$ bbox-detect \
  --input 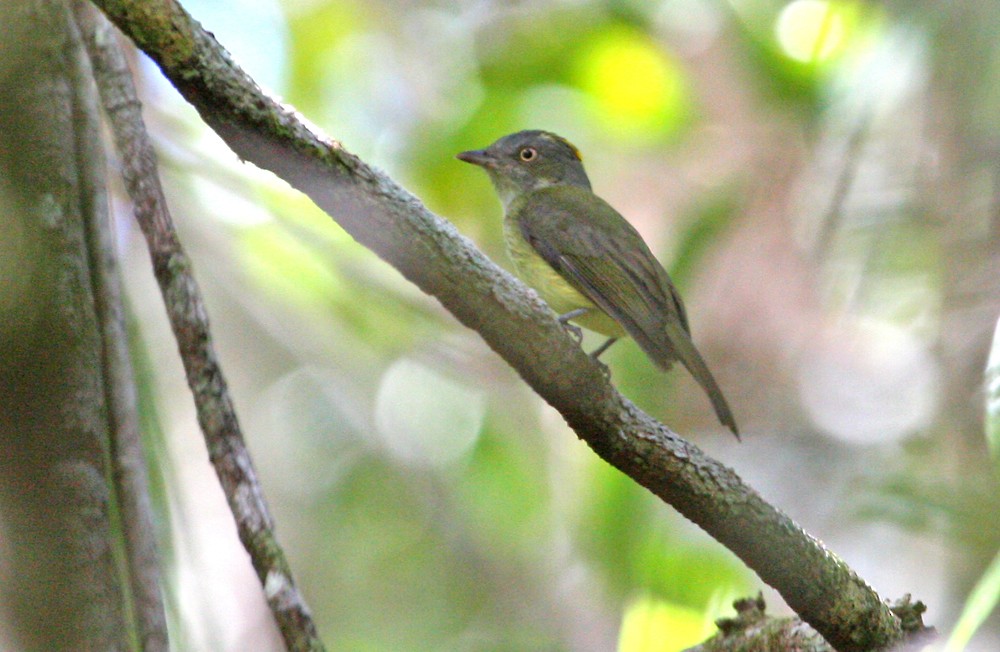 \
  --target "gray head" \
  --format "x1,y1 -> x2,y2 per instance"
457,130 -> 592,210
